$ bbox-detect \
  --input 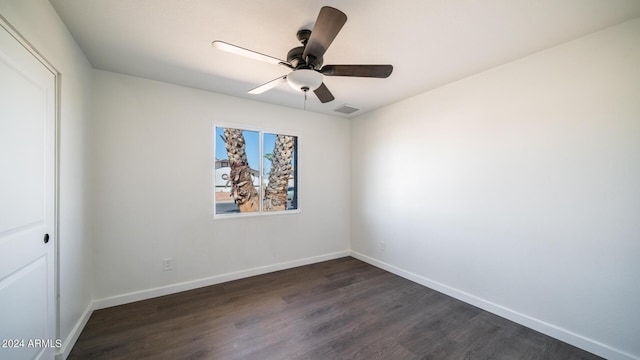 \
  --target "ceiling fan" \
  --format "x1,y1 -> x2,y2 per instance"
212,6 -> 393,103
